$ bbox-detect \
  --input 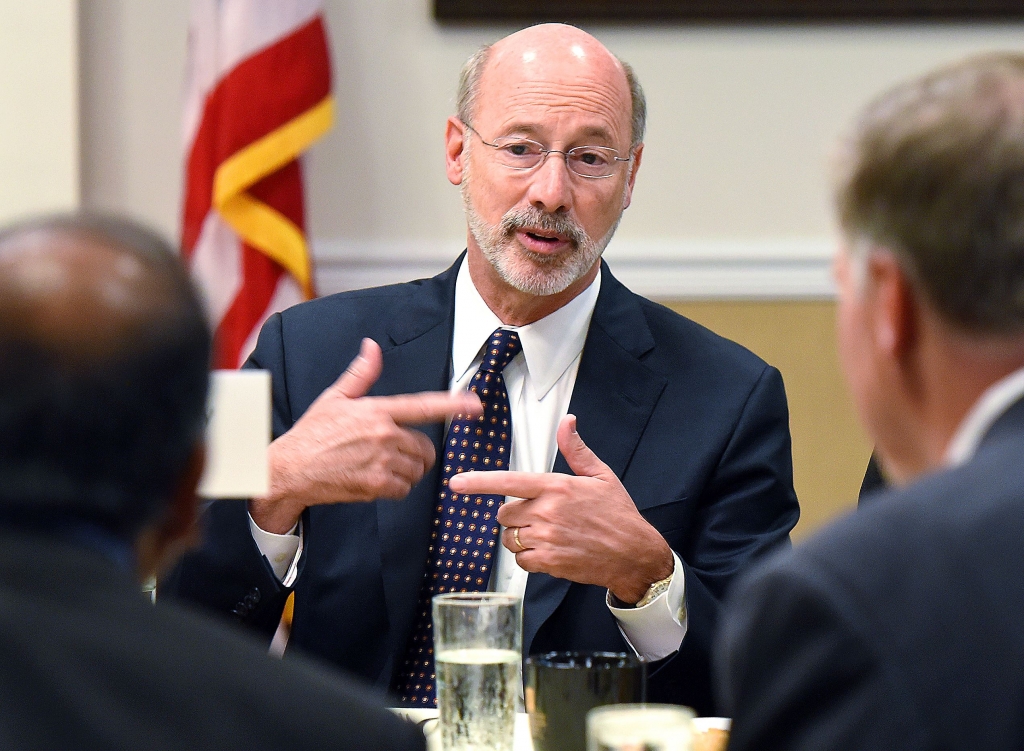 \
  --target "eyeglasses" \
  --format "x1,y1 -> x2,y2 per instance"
463,122 -> 631,179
